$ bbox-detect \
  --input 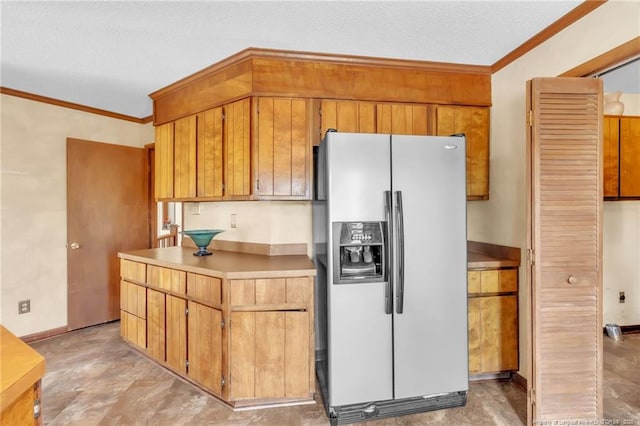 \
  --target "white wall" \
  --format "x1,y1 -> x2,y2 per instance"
467,0 -> 640,379
0,94 -> 153,337
183,201 -> 312,256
